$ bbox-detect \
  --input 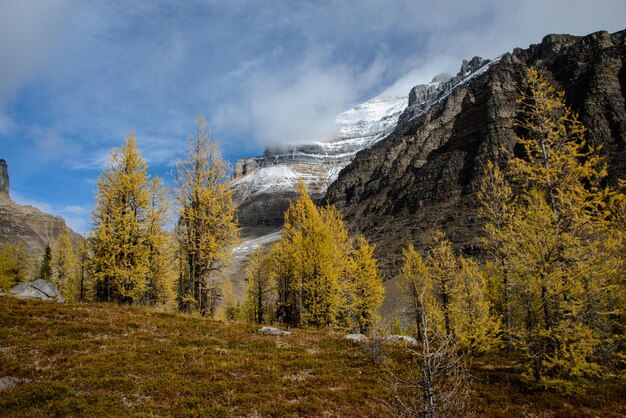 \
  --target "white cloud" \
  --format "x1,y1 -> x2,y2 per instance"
0,0 -> 75,98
